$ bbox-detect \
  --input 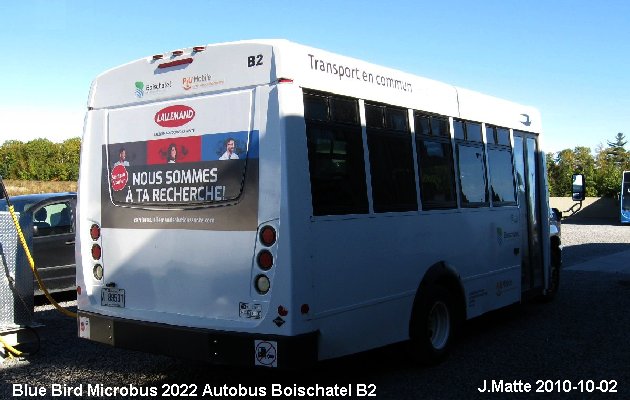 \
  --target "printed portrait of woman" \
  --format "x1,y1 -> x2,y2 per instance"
167,143 -> 177,163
